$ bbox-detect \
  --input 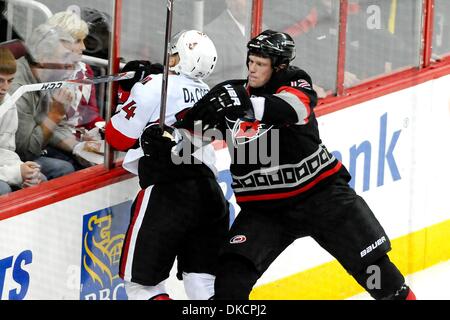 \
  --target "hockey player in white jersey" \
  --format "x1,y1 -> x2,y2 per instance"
105,30 -> 229,300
